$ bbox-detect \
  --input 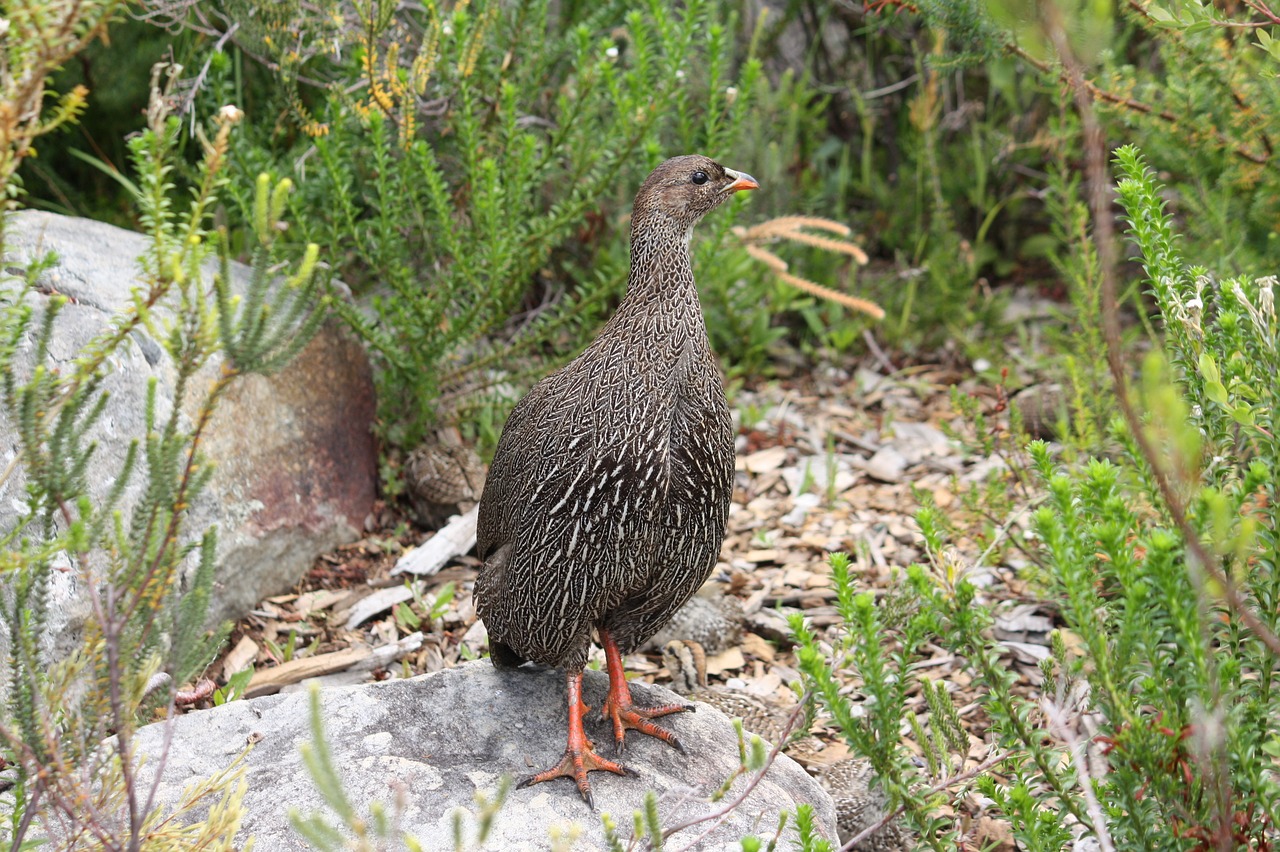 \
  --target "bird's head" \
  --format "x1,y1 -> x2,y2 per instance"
631,155 -> 758,239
